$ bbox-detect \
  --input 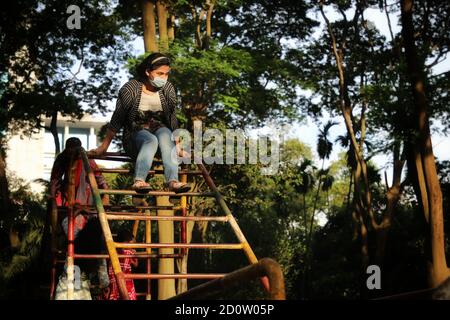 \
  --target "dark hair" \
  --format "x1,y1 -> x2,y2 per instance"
136,53 -> 171,80
116,228 -> 135,243
61,137 -> 82,161
65,137 -> 82,149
